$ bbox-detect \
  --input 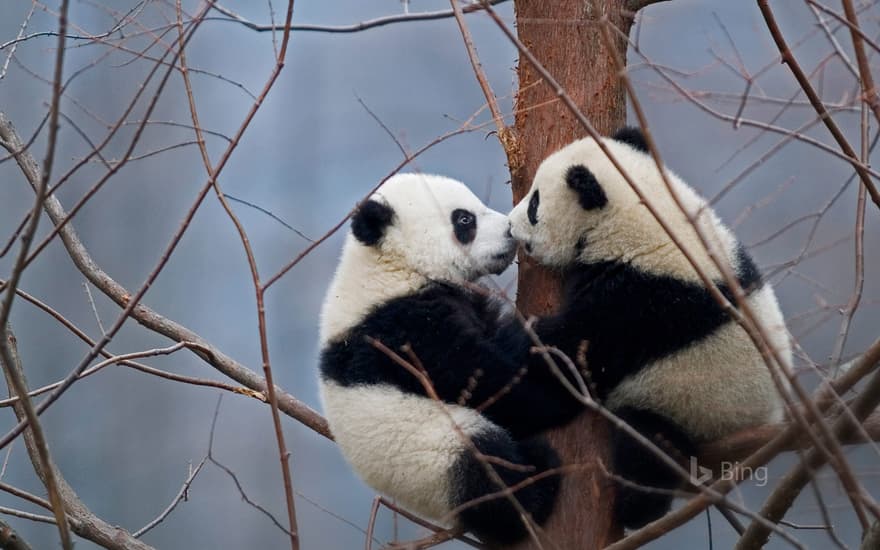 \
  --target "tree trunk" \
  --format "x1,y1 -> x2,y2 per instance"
506,1 -> 633,548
